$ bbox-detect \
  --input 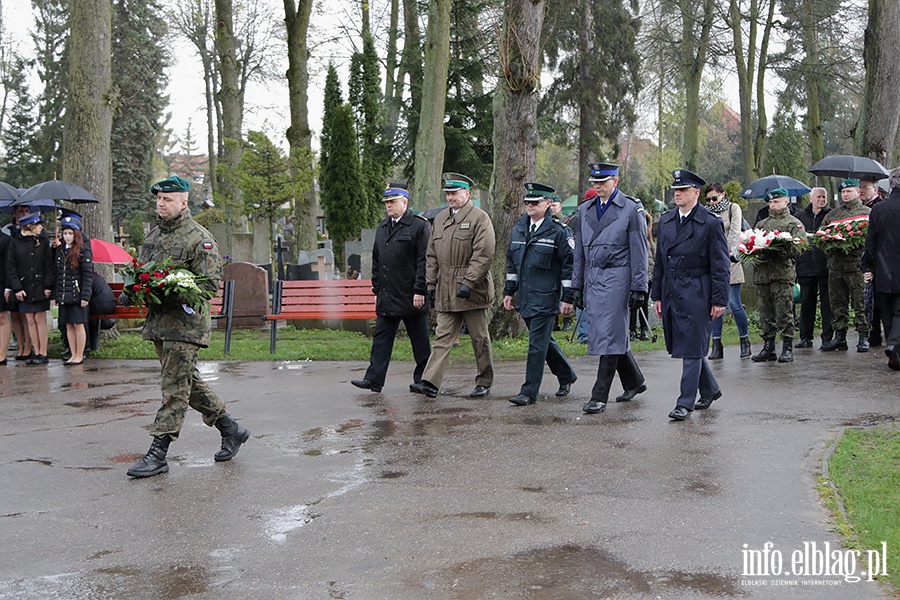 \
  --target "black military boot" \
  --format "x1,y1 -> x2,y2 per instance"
739,336 -> 752,358
708,338 -> 724,360
214,413 -> 250,462
820,329 -> 848,351
857,332 -> 870,353
127,435 -> 171,478
751,338 -> 777,362
777,338 -> 793,363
